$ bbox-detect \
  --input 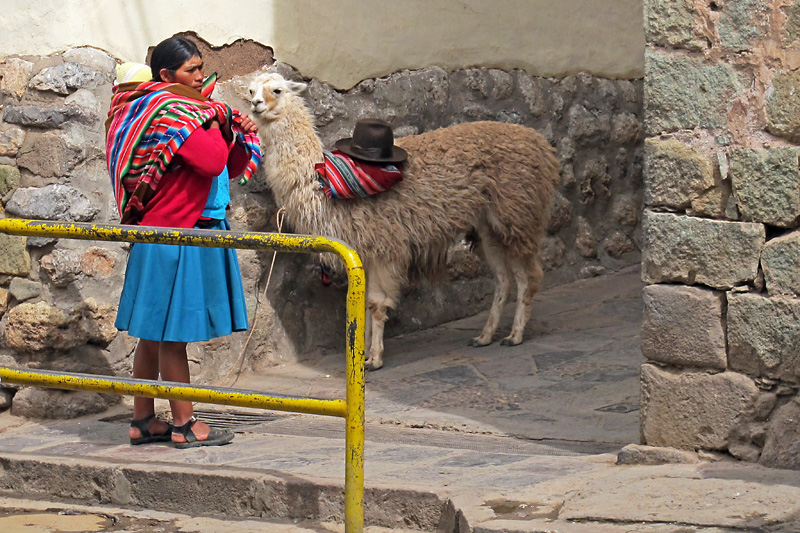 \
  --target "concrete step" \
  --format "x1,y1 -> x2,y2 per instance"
0,451 -> 450,531
0,496 -> 423,532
